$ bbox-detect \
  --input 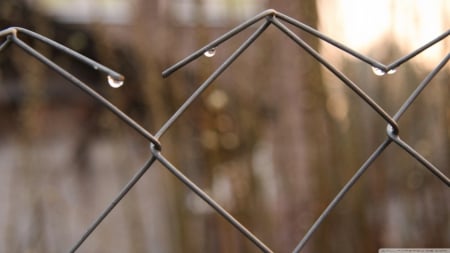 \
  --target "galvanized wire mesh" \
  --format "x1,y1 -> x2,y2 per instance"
1,9 -> 449,253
